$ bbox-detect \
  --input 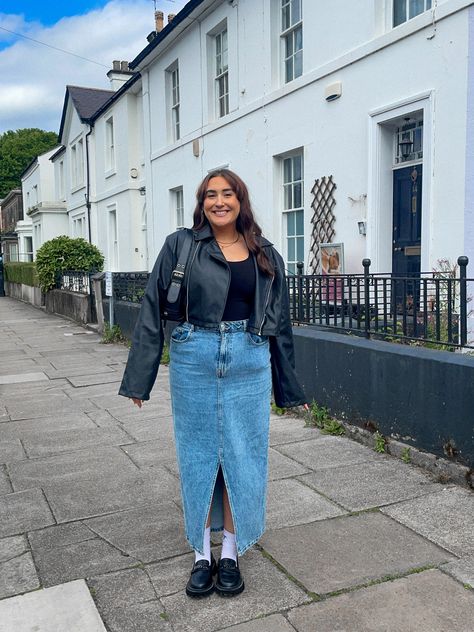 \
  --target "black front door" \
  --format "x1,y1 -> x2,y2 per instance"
392,164 -> 422,277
